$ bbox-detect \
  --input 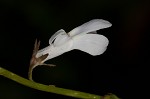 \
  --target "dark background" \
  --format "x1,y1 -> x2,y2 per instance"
0,0 -> 149,99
